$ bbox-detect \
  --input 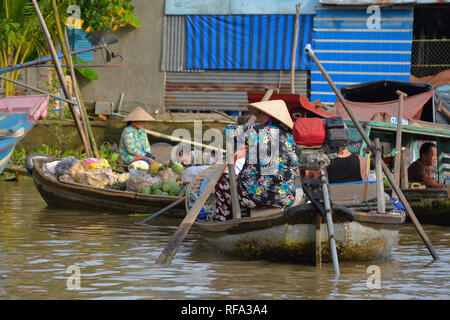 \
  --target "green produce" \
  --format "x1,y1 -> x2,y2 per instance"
171,162 -> 185,174
162,181 -> 171,192
140,187 -> 152,194
168,186 -> 181,196
151,189 -> 163,195
161,191 -> 169,196
151,182 -> 162,191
